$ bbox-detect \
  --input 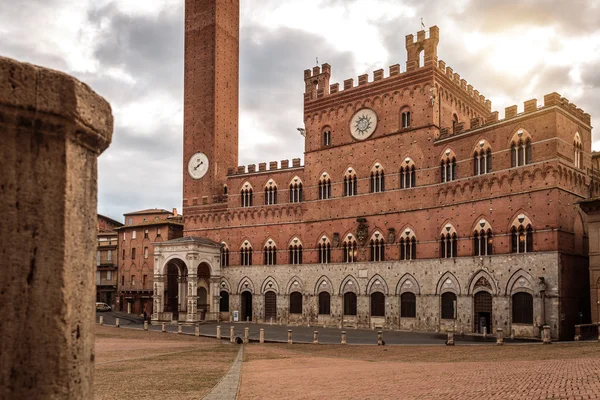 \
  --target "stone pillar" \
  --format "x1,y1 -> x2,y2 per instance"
230,326 -> 235,343
210,276 -> 221,318
152,275 -> 164,321
144,321 -> 148,331
216,325 -> 221,339
446,330 -> 455,346
313,331 -> 319,344
288,330 -> 293,344
483,327 -> 487,338
341,331 -> 347,345
99,316 -> 104,326
496,328 -> 504,345
378,330 -> 383,346
244,327 -> 249,344
260,329 -> 265,344
178,324 -> 183,334
0,57 -> 113,398
186,275 -> 197,322
162,323 -> 167,333
542,325 -> 551,344
195,325 -> 200,337
115,318 -> 120,328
